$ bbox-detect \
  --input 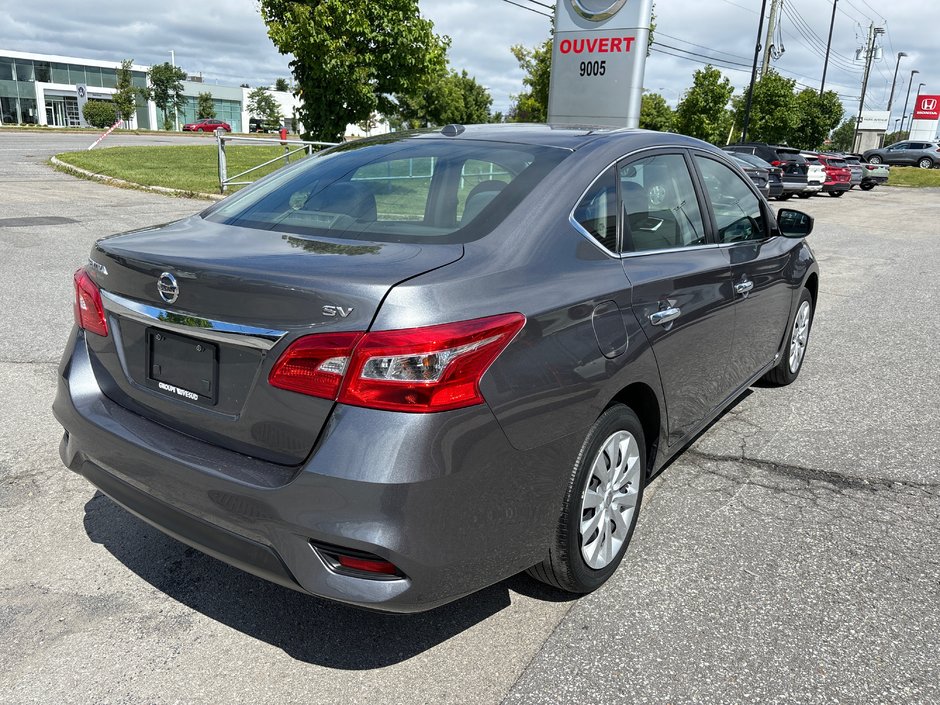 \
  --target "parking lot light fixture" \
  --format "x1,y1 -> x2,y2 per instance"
886,52 -> 908,114
900,69 -> 920,137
